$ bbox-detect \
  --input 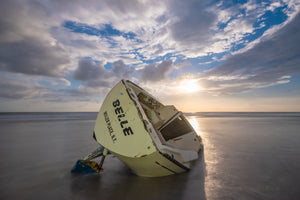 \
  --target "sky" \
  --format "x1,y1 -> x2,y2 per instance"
0,0 -> 299,112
